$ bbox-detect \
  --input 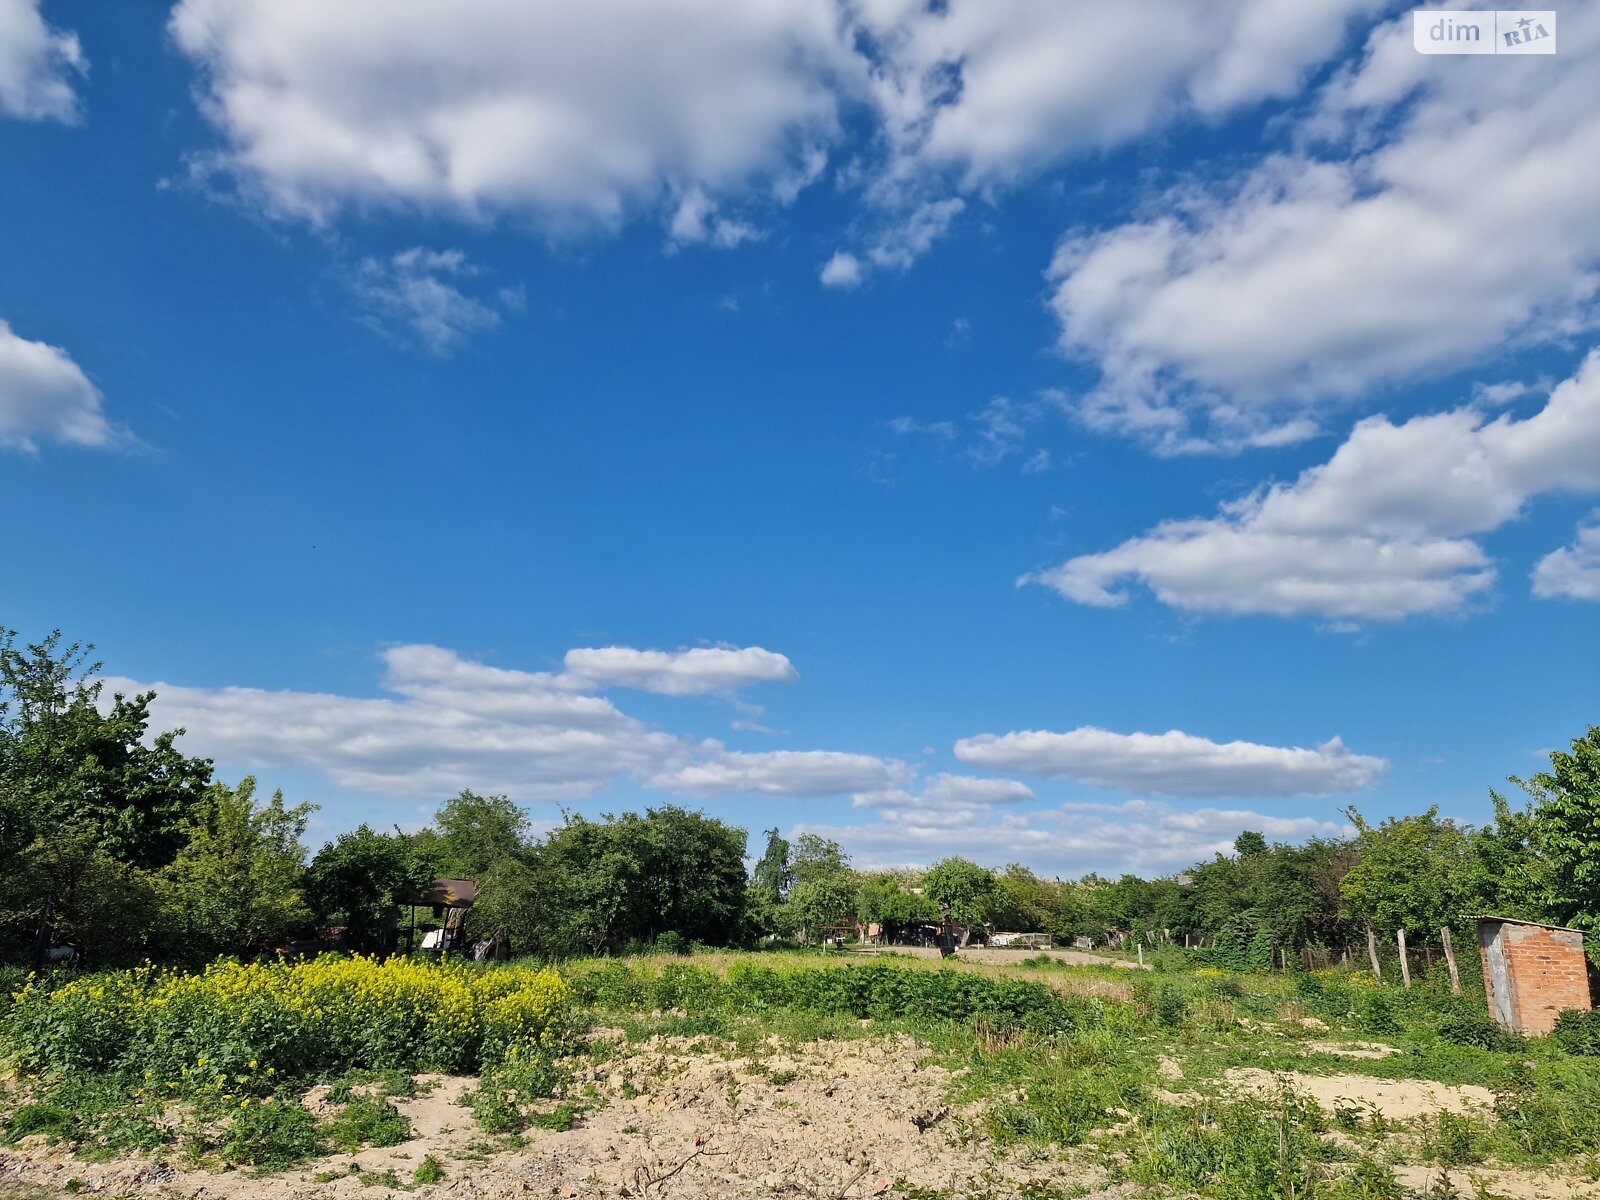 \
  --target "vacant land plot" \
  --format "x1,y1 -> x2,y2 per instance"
5,951 -> 1600,1200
